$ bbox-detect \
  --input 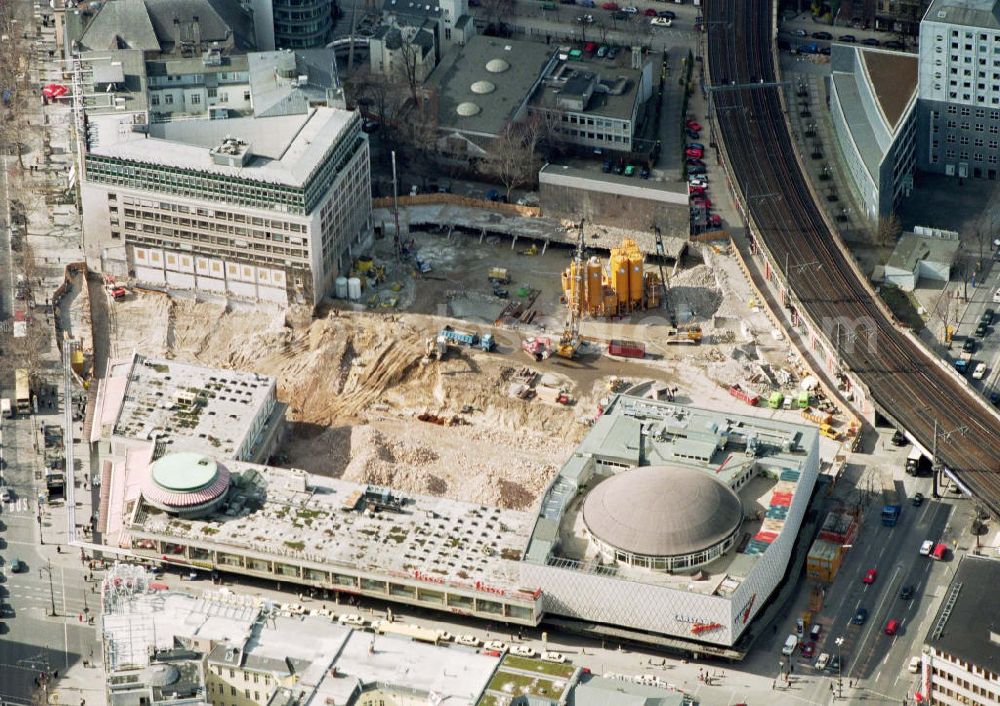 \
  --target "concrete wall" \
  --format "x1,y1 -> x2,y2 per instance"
539,170 -> 689,237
